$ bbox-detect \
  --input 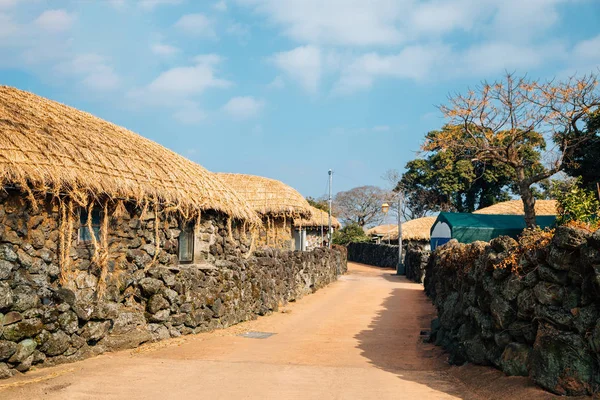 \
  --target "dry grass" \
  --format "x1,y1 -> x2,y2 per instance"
0,86 -> 260,224
216,173 -> 312,218
293,206 -> 340,229
473,200 -> 557,216
367,216 -> 437,241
